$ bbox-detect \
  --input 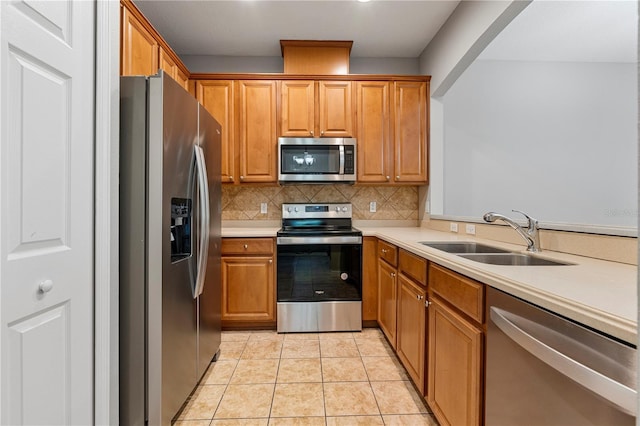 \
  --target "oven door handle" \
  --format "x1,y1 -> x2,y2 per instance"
277,236 -> 362,245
